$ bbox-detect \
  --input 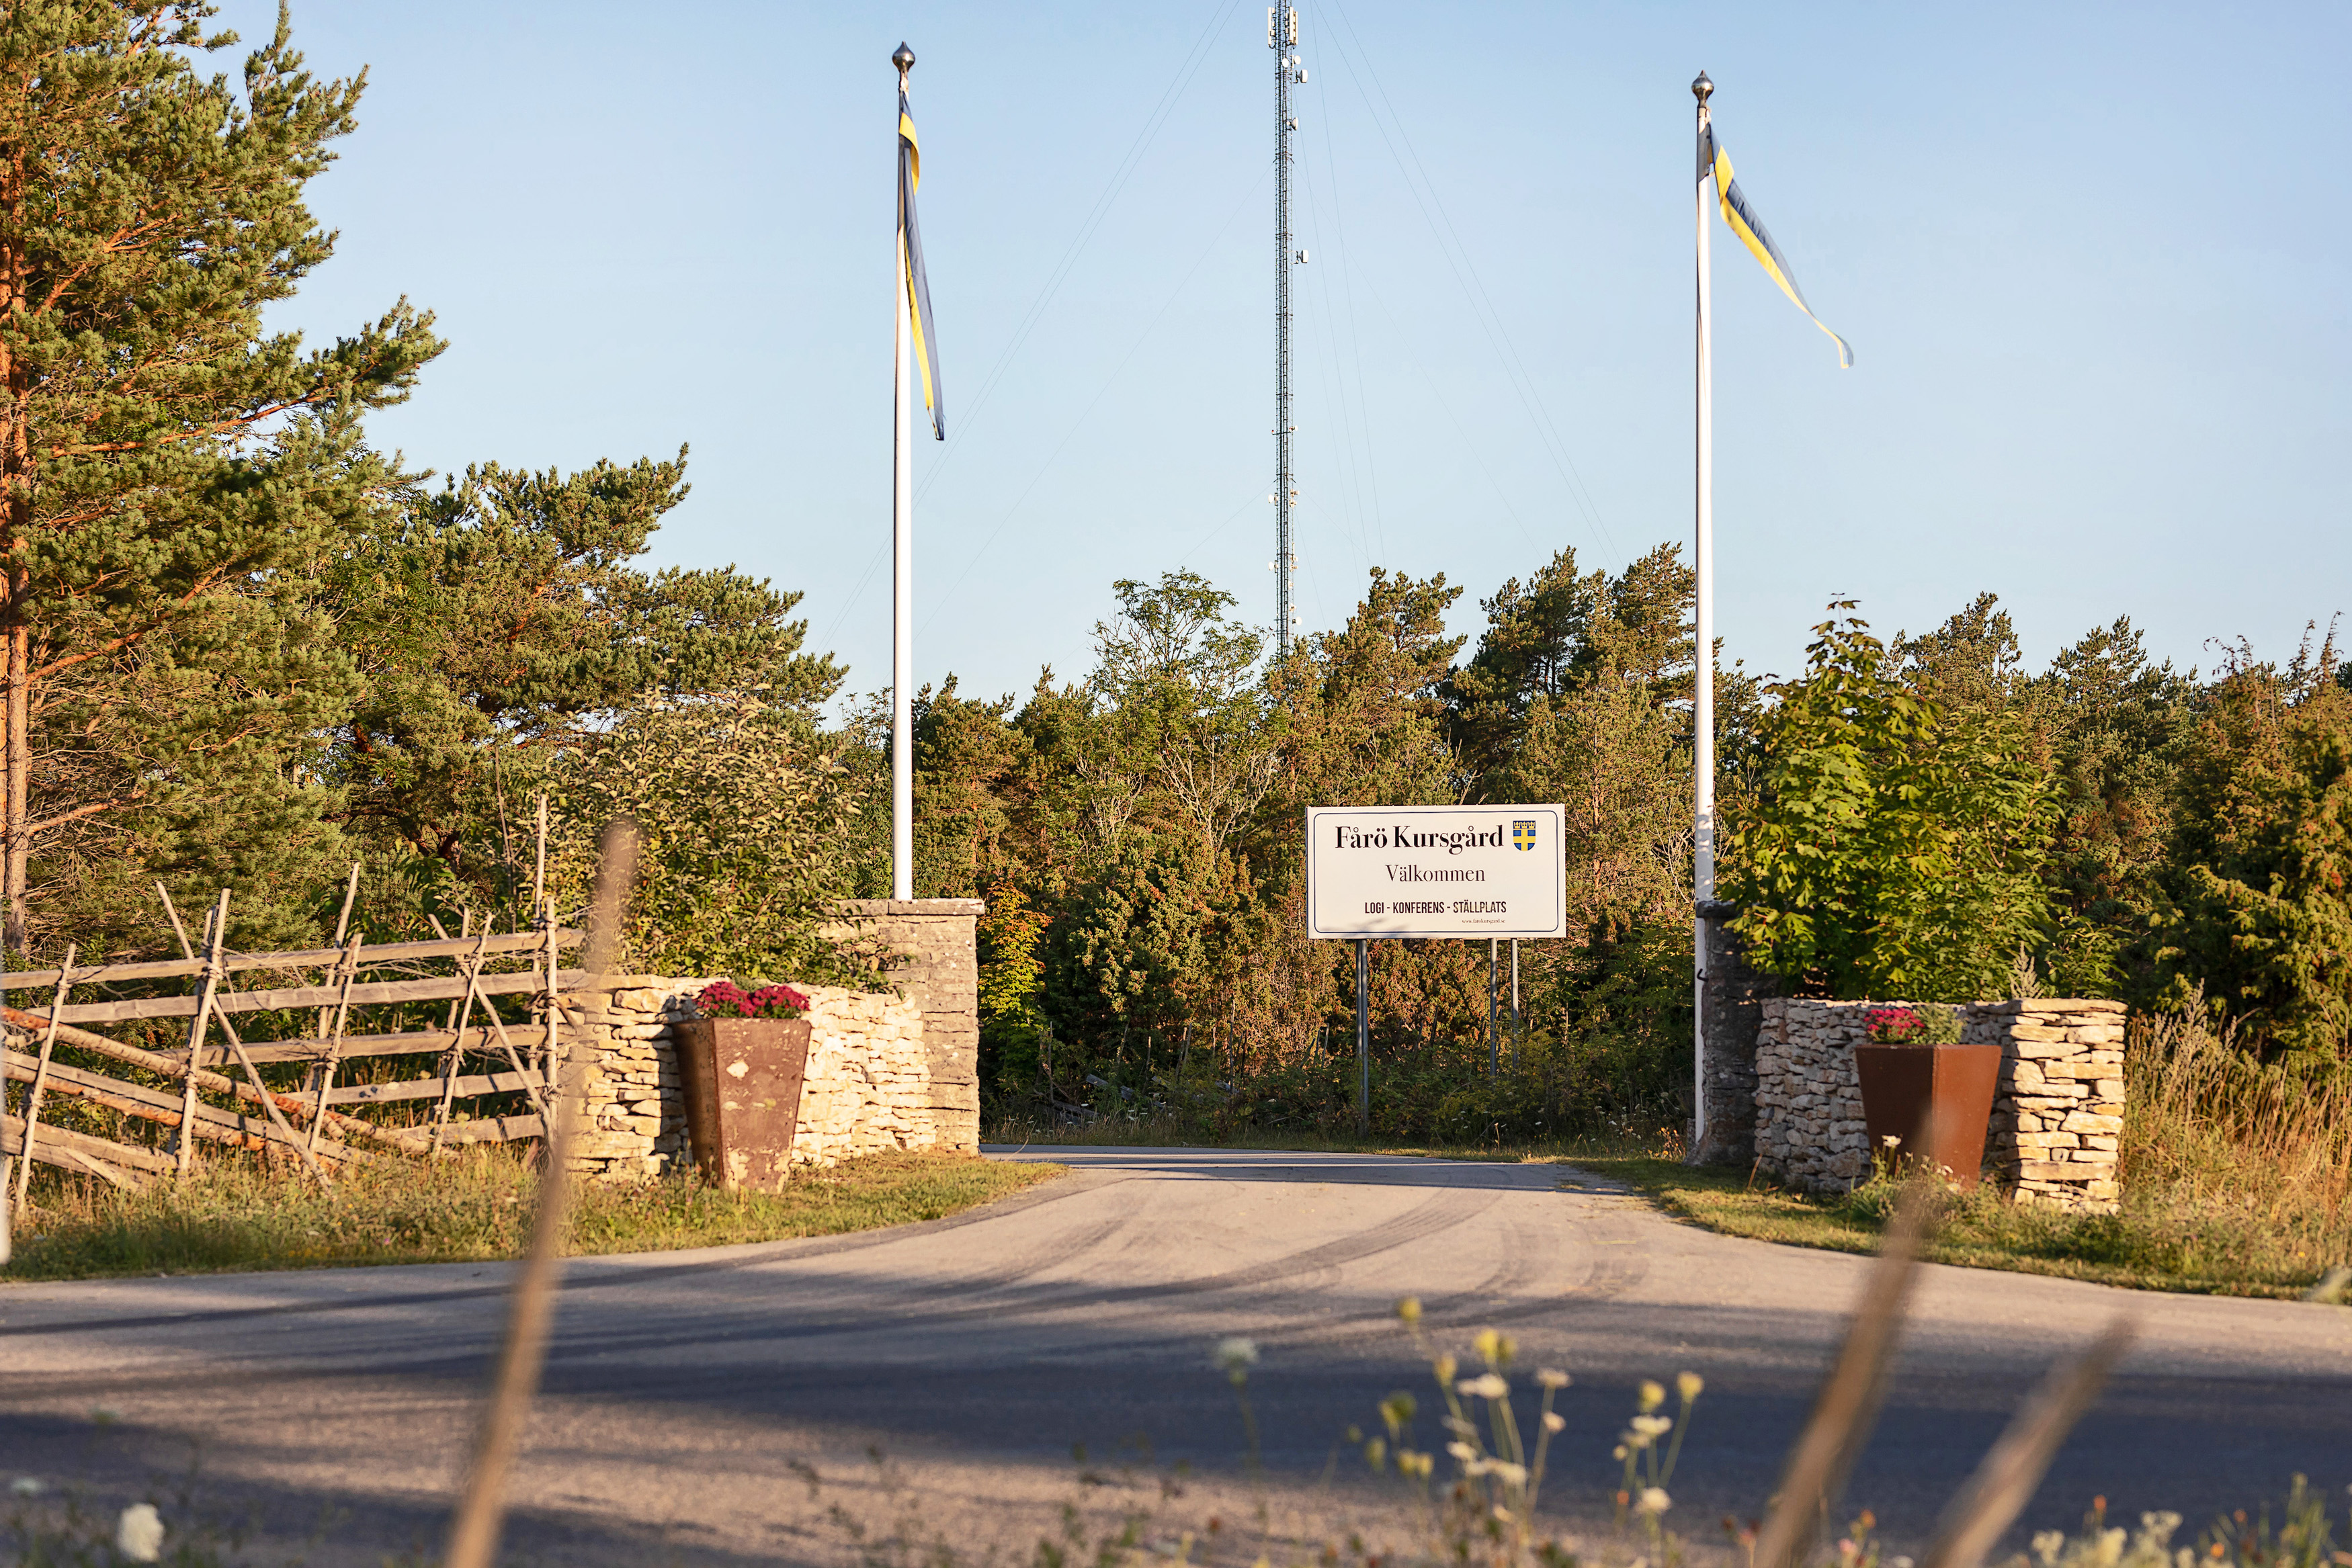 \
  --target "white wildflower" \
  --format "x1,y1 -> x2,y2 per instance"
1490,1462 -> 1528,1487
1630,1414 -> 1673,1438
1457,1373 -> 1509,1401
1212,1338 -> 1259,1374
1446,1442 -> 1478,1462
1542,1411 -> 1565,1433
1636,1487 -> 1671,1516
1536,1368 -> 1570,1390
9,1477 -> 44,1496
116,1504 -> 165,1563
